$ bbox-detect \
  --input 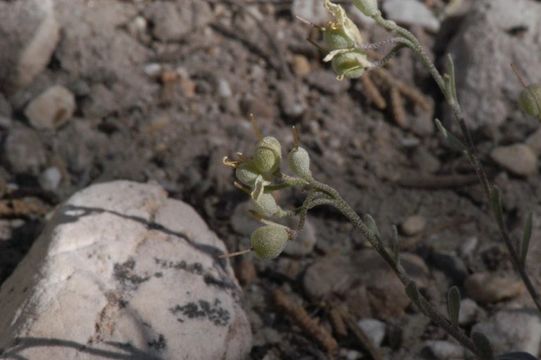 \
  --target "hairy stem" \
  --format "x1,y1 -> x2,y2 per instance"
307,178 -> 483,357
374,7 -> 541,315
